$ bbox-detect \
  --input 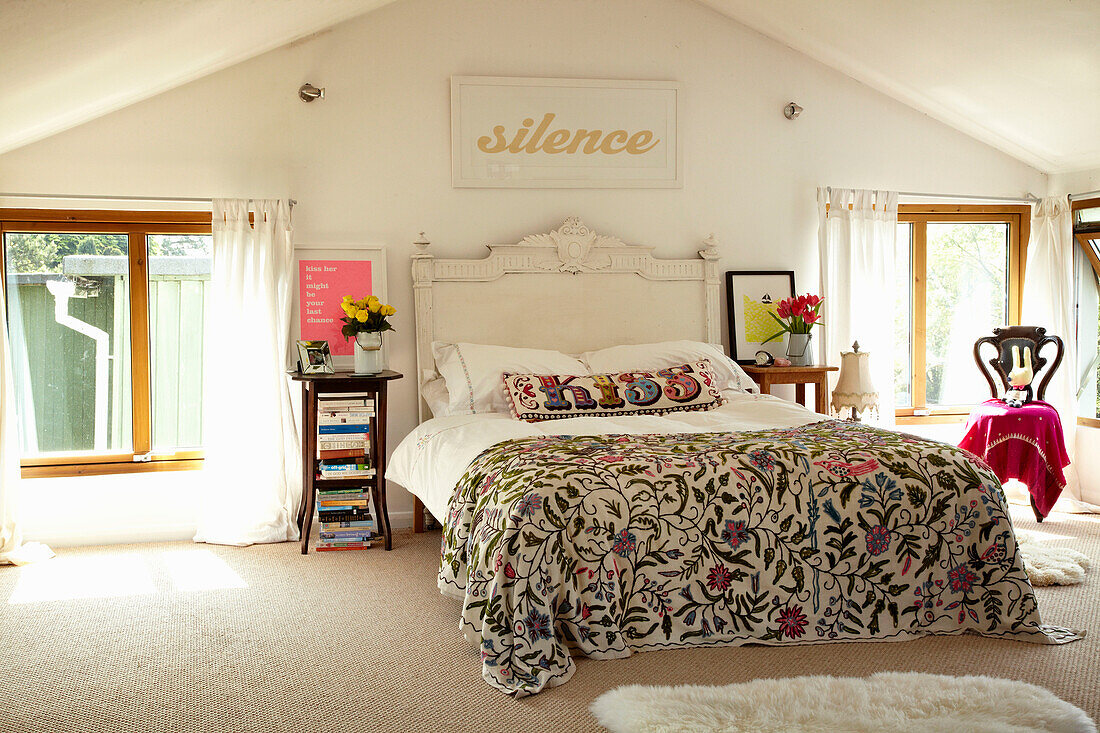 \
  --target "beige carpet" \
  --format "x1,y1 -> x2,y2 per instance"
1,506 -> 1096,733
